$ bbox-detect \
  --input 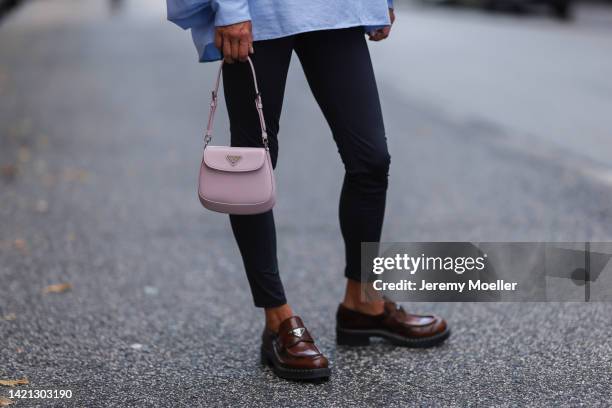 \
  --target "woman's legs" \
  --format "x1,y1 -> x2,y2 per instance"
294,27 -> 390,315
222,36 -> 295,329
